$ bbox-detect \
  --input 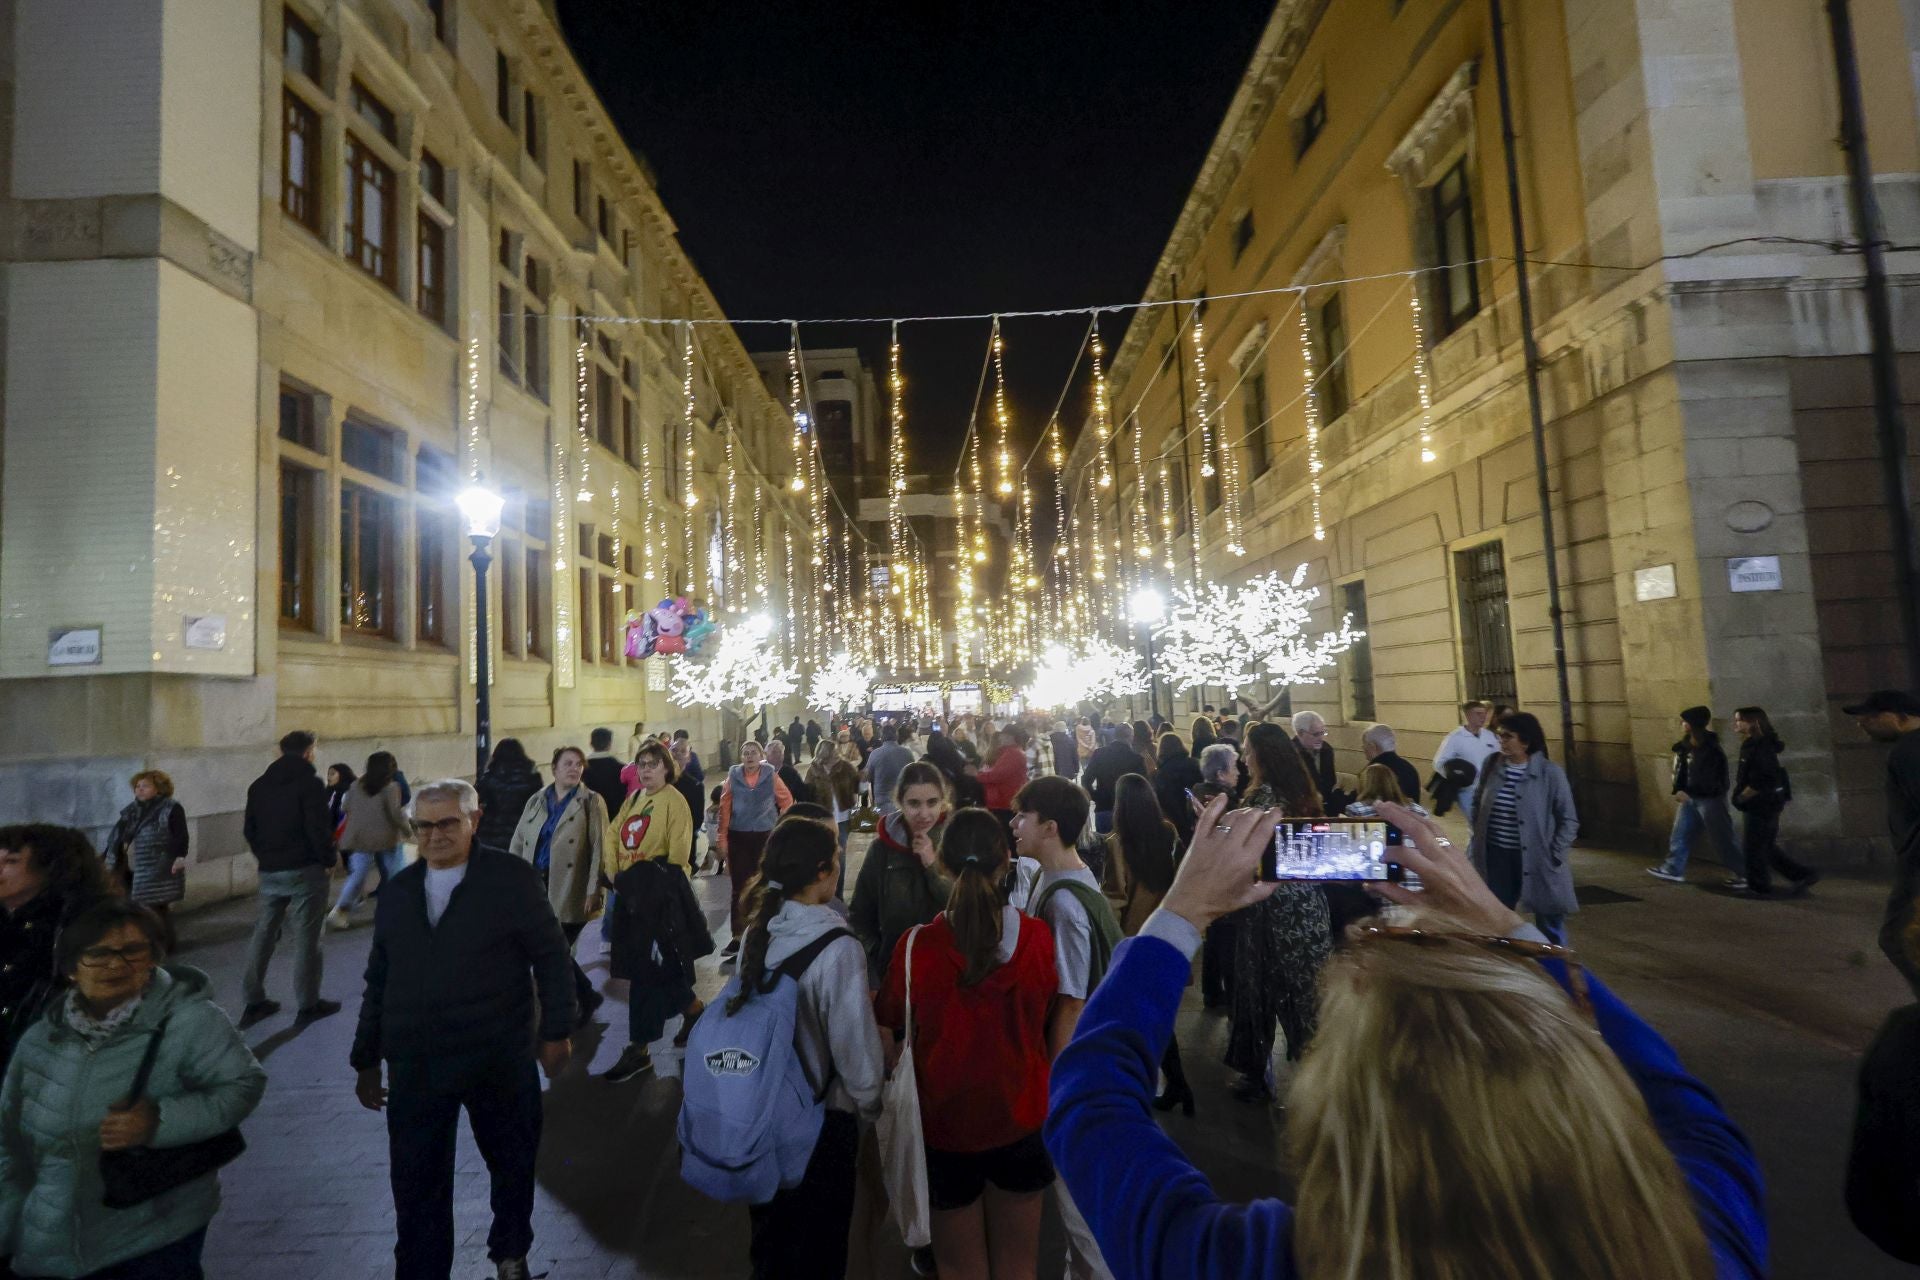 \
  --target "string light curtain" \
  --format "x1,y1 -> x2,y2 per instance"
1295,300 -> 1328,541
886,323 -> 911,671
573,329 -> 593,503
1409,281 -> 1437,464
1086,321 -> 1114,593
681,322 -> 699,598
991,318 -> 1014,497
